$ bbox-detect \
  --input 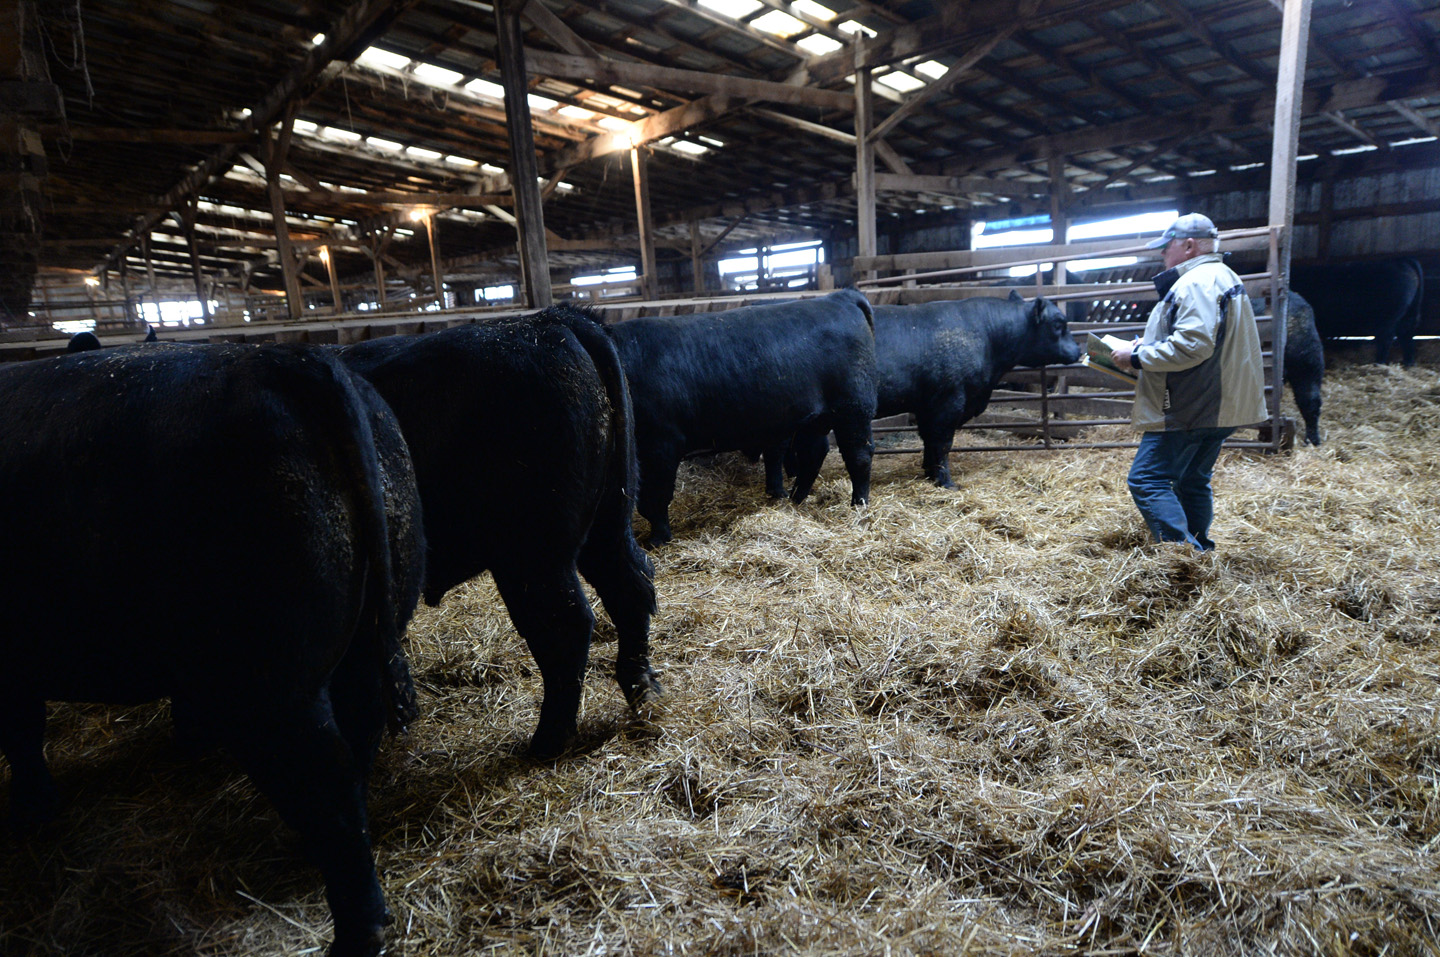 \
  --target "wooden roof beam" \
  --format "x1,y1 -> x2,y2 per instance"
96,0 -> 424,275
